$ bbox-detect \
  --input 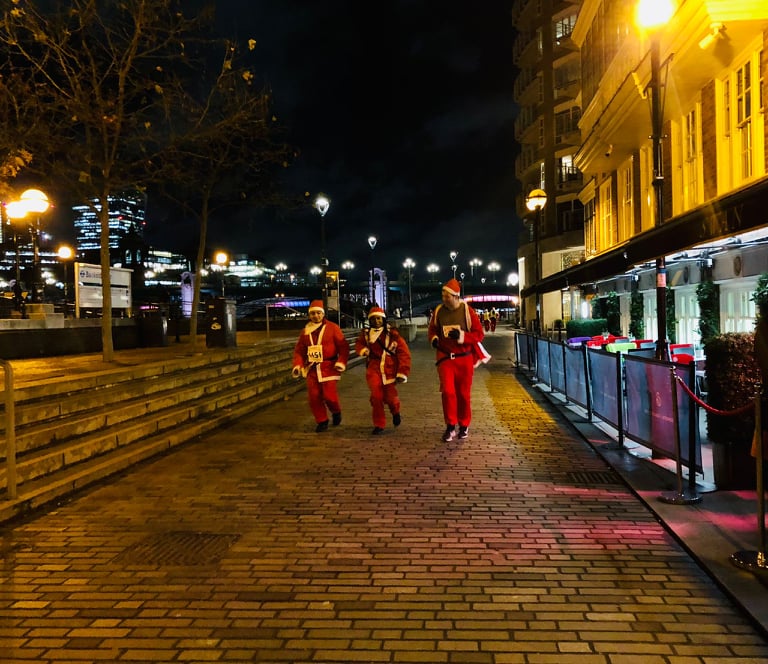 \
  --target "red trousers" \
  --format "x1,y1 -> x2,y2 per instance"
436,354 -> 474,427
306,372 -> 341,423
366,371 -> 401,428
